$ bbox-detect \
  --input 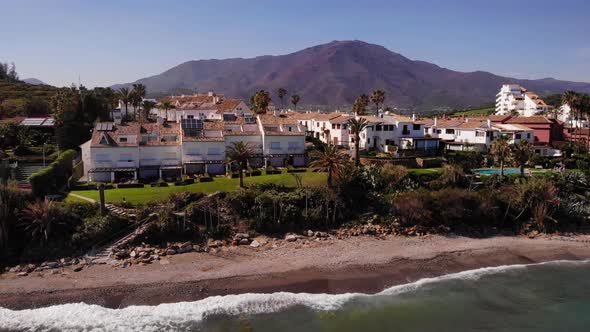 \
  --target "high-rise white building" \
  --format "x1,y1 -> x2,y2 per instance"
495,84 -> 552,116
